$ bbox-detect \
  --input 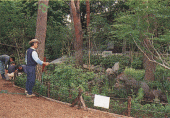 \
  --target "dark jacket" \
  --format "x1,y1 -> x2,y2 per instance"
26,48 -> 37,66
8,64 -> 17,73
